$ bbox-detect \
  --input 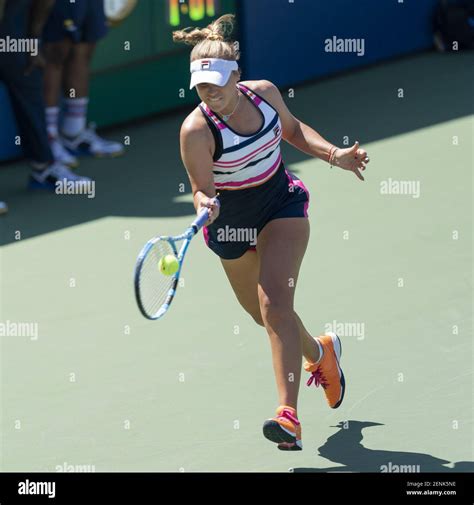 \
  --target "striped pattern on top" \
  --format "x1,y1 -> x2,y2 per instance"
200,83 -> 283,190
